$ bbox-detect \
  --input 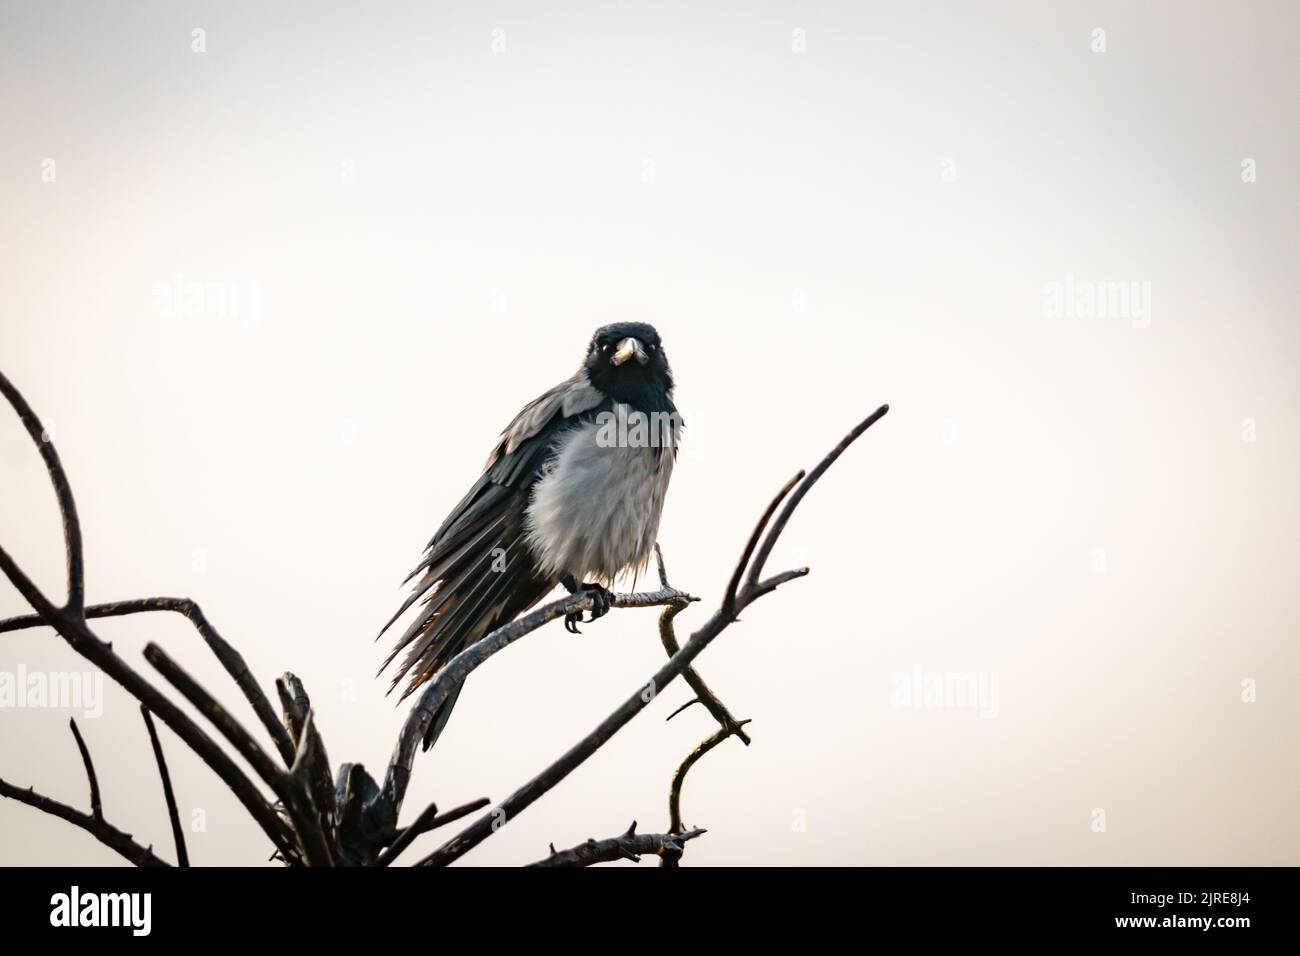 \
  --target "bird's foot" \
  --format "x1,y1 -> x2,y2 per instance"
584,583 -> 613,622
562,580 -> 613,633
